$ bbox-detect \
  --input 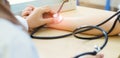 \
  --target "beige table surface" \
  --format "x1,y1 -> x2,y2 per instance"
33,6 -> 120,58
